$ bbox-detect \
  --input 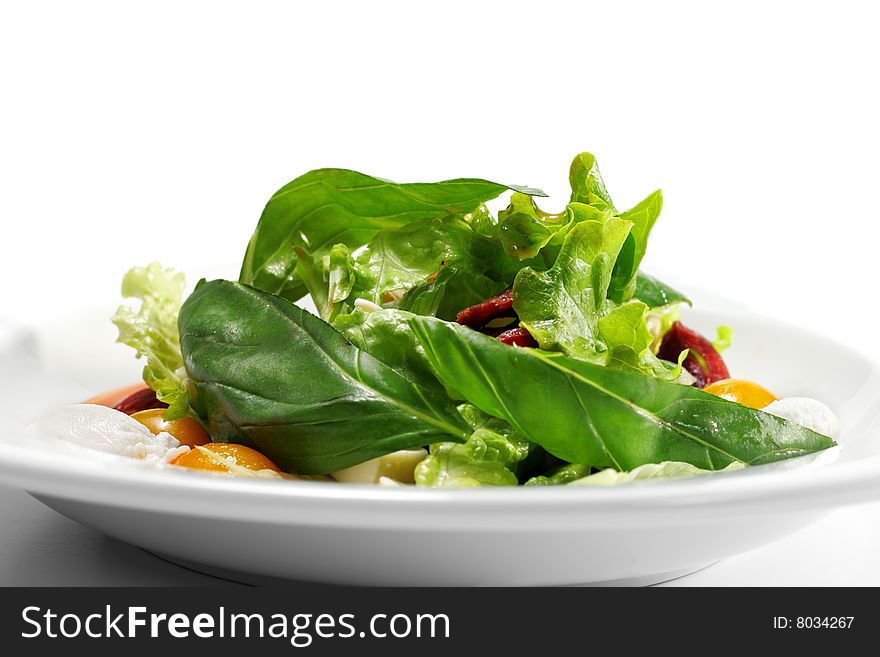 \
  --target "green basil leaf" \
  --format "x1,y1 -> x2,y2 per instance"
240,168 -> 544,302
179,280 -> 470,474
408,316 -> 836,471
634,271 -> 691,308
